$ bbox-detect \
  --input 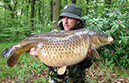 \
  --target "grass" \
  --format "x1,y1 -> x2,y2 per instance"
85,61 -> 129,83
0,43 -> 47,82
0,43 -> 129,83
